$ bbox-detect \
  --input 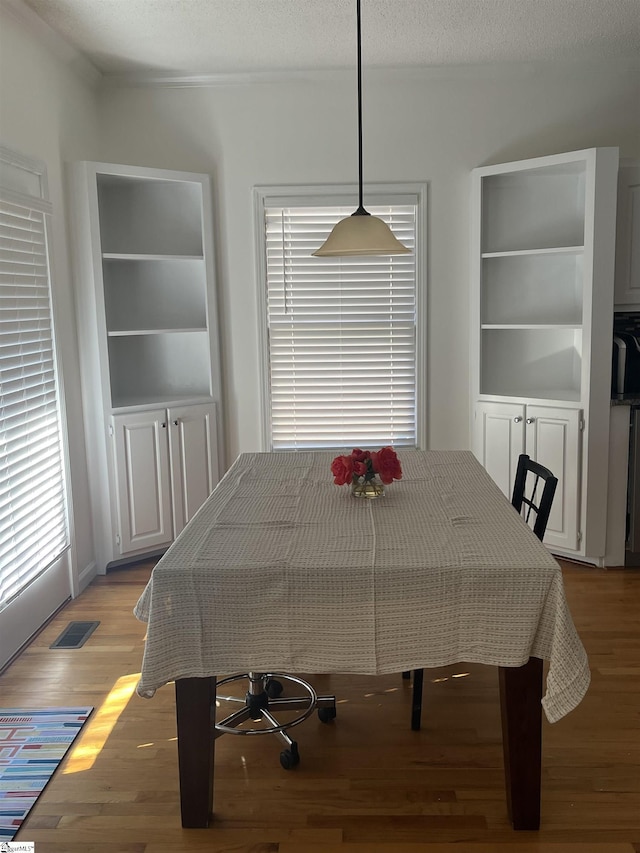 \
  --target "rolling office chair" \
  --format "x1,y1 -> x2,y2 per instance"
403,454 -> 558,731
215,671 -> 337,769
